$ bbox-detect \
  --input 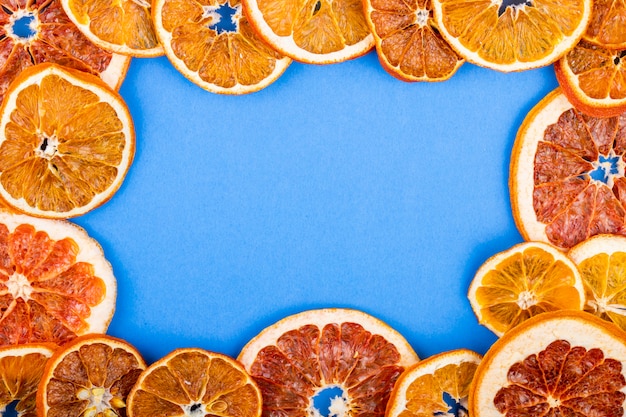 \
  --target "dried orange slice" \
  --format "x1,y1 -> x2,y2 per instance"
0,0 -> 130,103
584,0 -> 626,49
0,63 -> 135,218
469,310 -> 626,416
510,88 -> 626,250
467,241 -> 585,337
238,308 -> 419,417
0,343 -> 56,417
363,0 -> 464,81
431,0 -> 592,72
0,211 -> 116,346
37,334 -> 146,417
152,0 -> 291,95
241,0 -> 374,64
127,348 -> 262,417
386,349 -> 481,417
